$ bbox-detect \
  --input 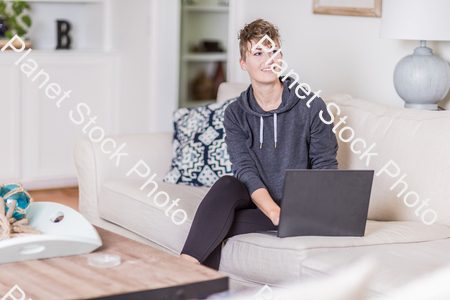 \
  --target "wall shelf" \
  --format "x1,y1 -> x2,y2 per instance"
179,0 -> 229,108
0,0 -> 118,190
183,52 -> 227,62
11,49 -> 116,54
26,0 -> 104,3
19,0 -> 111,51
182,5 -> 228,13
